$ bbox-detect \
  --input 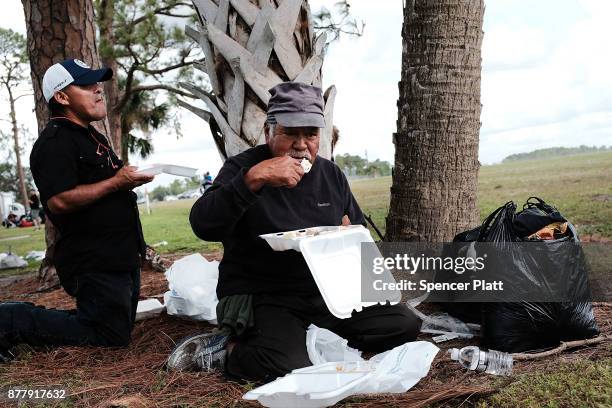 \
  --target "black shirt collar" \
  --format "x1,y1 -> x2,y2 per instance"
49,117 -> 97,135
